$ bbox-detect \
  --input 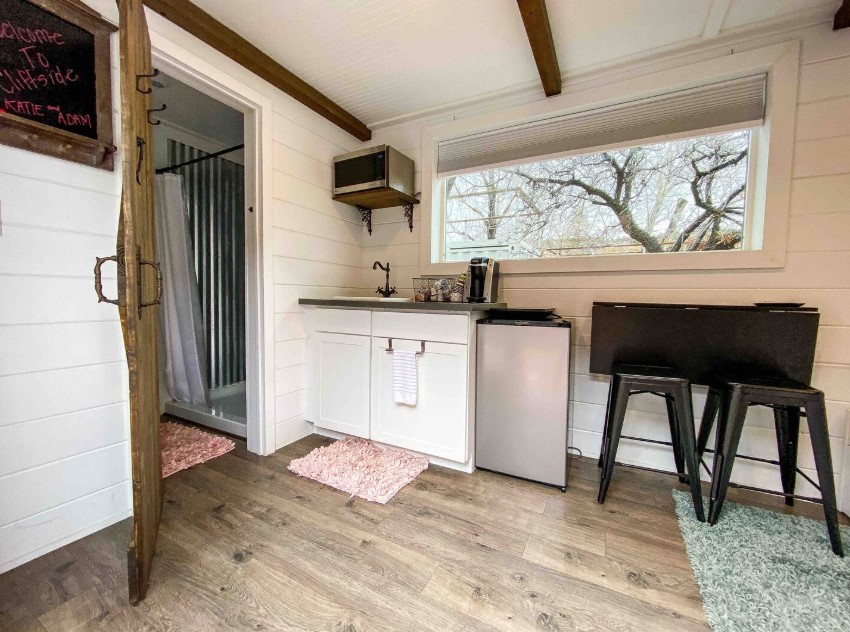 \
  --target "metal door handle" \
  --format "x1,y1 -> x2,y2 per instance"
138,252 -> 162,316
94,255 -> 119,305
94,246 -> 126,306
